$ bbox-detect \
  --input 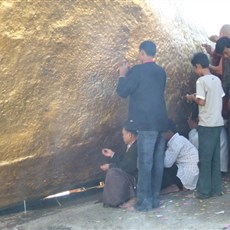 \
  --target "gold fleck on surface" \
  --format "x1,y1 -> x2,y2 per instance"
0,0 -> 208,208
